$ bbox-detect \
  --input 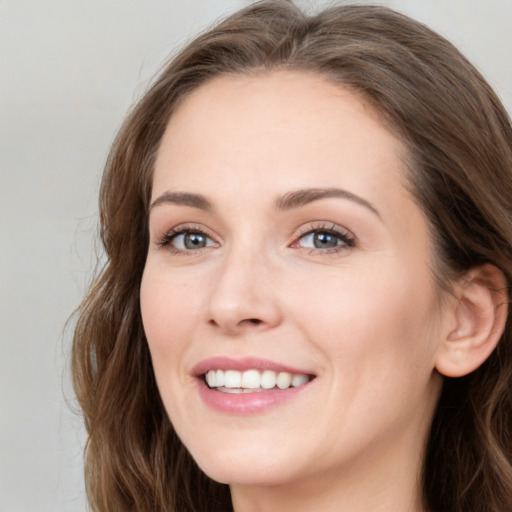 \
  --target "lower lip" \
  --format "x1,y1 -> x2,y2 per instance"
196,380 -> 312,415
